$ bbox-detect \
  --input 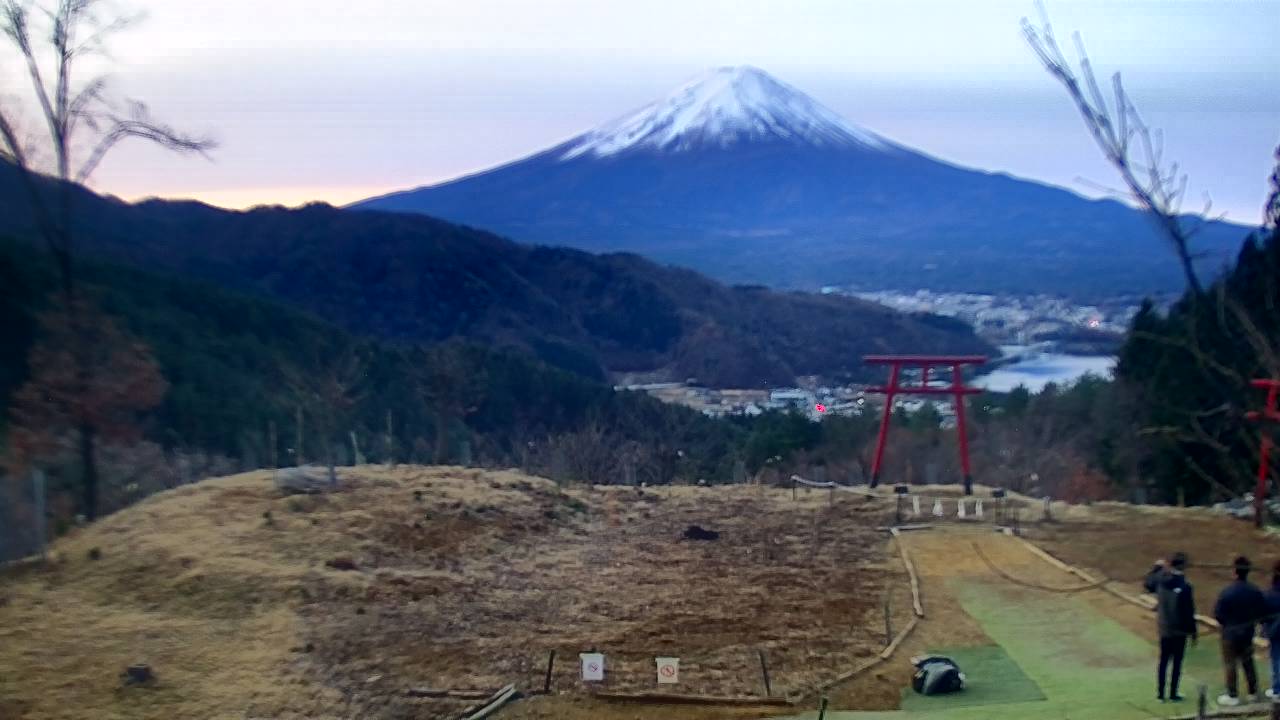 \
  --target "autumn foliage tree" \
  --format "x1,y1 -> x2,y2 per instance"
1,0 -> 209,520
6,298 -> 167,519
